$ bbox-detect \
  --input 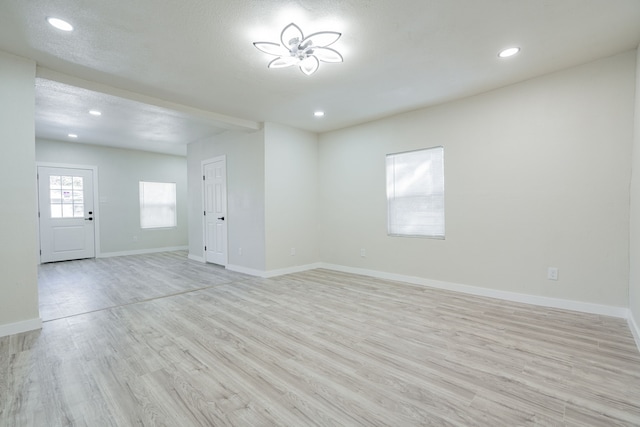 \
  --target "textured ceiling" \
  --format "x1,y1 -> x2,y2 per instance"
1,0 -> 640,155
35,79 -> 228,156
